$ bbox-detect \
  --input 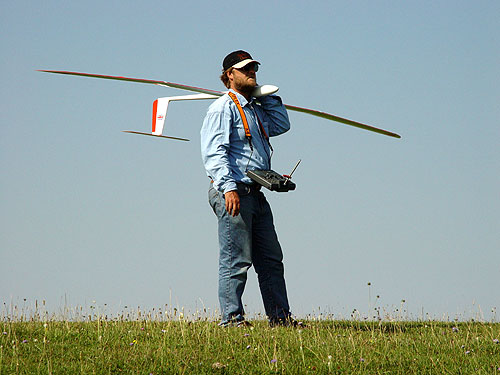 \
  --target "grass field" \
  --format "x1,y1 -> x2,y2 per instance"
1,310 -> 499,375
